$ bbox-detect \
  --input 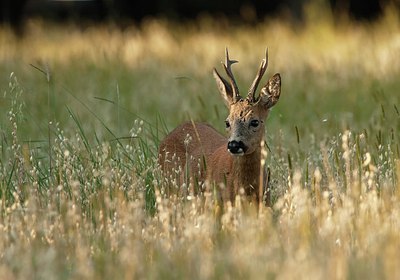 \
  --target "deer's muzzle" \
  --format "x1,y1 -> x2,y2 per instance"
227,140 -> 246,155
